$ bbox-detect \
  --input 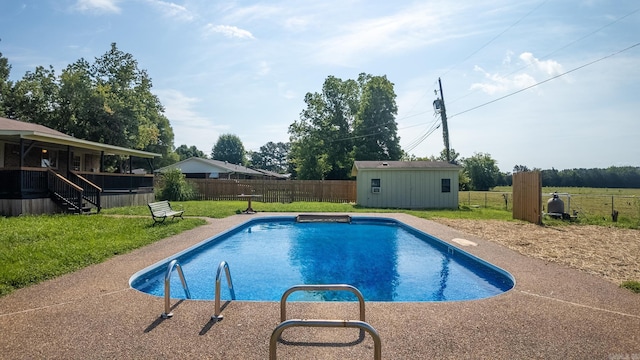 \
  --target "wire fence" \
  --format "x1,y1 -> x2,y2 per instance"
460,191 -> 640,224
